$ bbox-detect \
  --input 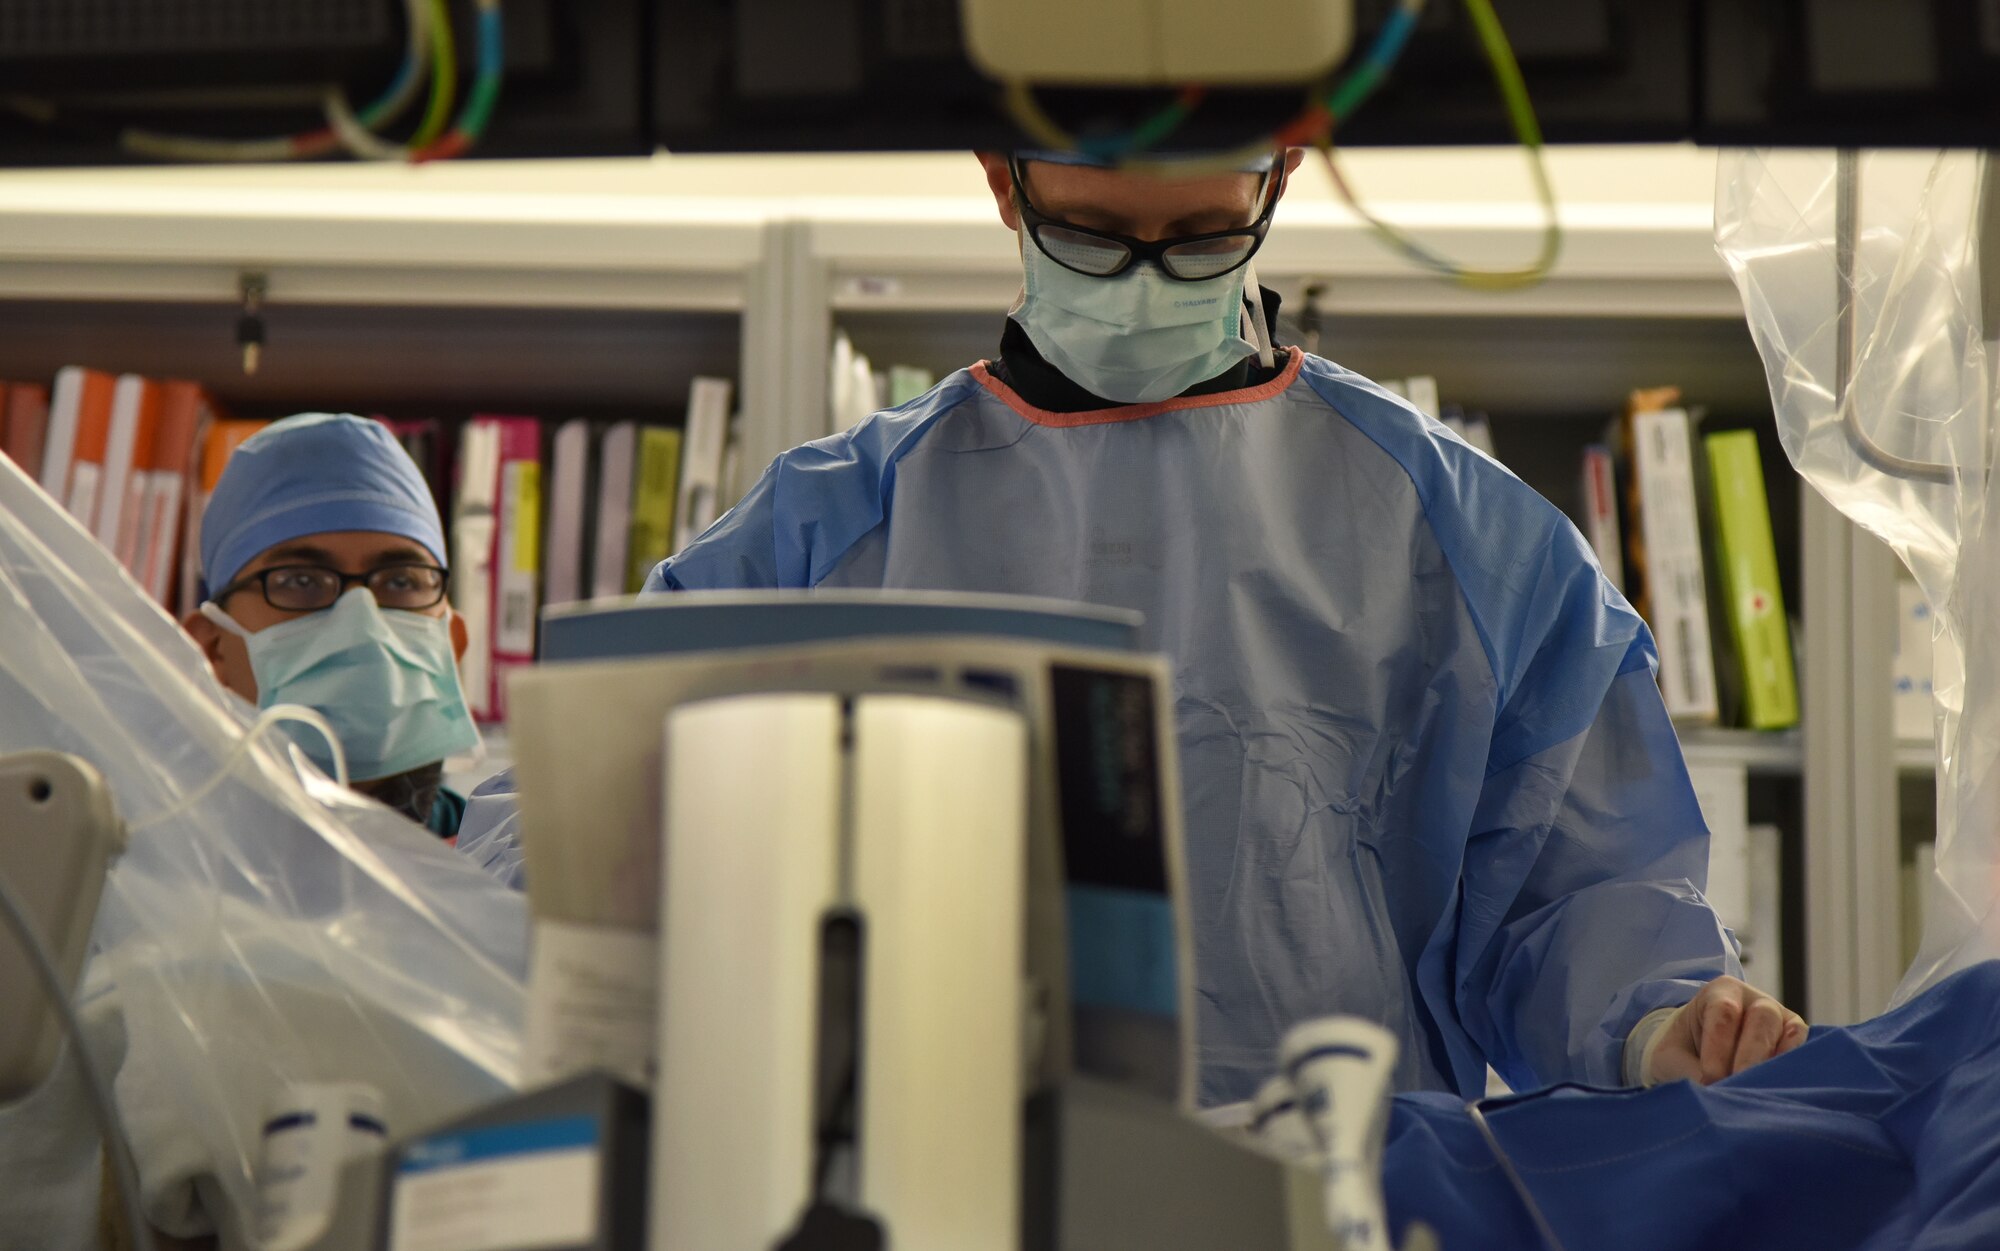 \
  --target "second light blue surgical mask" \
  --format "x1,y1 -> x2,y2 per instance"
201,588 -> 480,784
1012,233 -> 1259,405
